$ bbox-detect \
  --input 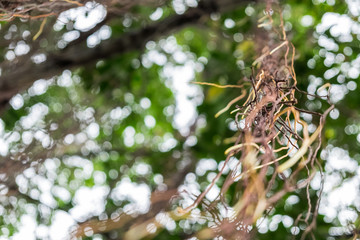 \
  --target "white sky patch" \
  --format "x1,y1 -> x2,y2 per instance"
29,79 -> 50,96
64,133 -> 74,145
320,177 -> 359,221
76,107 -> 95,122
172,0 -> 187,14
346,0 -> 360,16
31,53 -> 47,64
34,129 -> 49,143
12,215 -> 37,240
0,138 -> 9,156
52,186 -> 71,203
300,15 -> 314,27
159,133 -> 178,152
5,50 -> 15,61
146,50 -> 167,66
57,70 -> 73,87
329,84 -> 348,103
14,41 -> 30,56
348,67 -> 359,79
173,50 -> 187,64
62,30 -> 80,42
153,36 -> 205,135
257,217 -> 269,234
20,103 -> 49,130
70,186 -> 109,222
150,8 -> 163,21
324,147 -> 358,172
178,172 -> 201,209
184,135 -> 197,147
86,122 -> 100,139
56,2 -> 106,32
205,184 -> 220,201
330,15 -> 352,37
10,94 -> 24,110
19,174 -> 57,208
316,11 -> 360,44
316,145 -> 360,226
185,0 -> 198,7
109,107 -> 122,120
134,162 -> 152,176
317,13 -> 344,34
318,35 -> 338,51
98,25 -> 112,40
49,211 -> 76,240
63,156 -> 94,179
140,97 -> 151,109
217,160 -> 230,175
75,132 -> 87,144
196,158 -> 218,176
347,81 -> 357,90
111,178 -> 151,214
35,225 -> 49,239
224,18 -> 236,28
163,62 -> 203,135
155,212 -> 176,231
93,171 -> 107,185
144,115 -> 156,128
329,108 -> 339,119
123,126 -> 135,147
